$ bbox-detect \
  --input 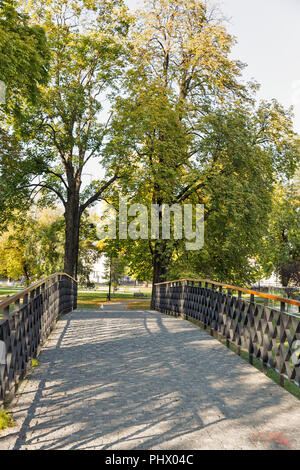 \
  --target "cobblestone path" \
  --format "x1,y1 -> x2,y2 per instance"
0,304 -> 299,450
